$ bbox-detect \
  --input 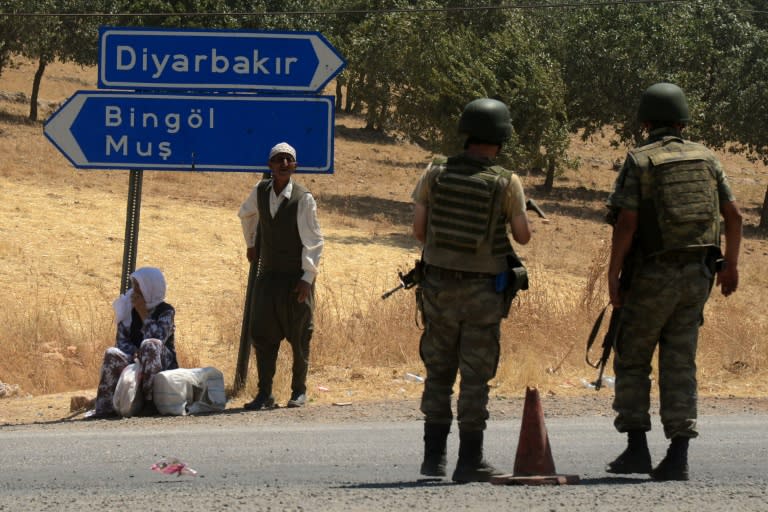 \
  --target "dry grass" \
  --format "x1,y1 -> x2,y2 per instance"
1,57 -> 767,415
